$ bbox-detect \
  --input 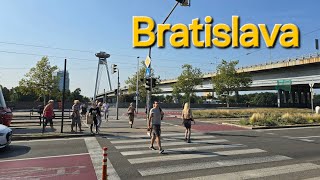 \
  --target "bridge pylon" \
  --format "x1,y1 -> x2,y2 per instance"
94,51 -> 112,101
